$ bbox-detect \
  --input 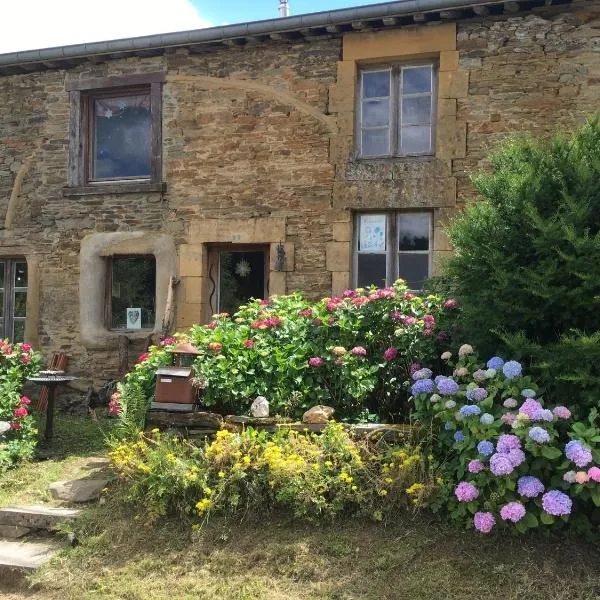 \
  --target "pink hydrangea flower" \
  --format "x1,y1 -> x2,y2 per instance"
13,407 -> 28,418
468,459 -> 485,474
444,298 -> 459,310
403,316 -> 417,326
308,357 -> 324,367
298,309 -> 313,317
553,406 -> 571,419
576,471 -> 590,484
10,421 -> 21,430
21,356 -> 32,363
588,467 -> 600,483
473,511 -> 495,533
19,396 -> 31,405
20,343 -> 32,352
350,346 -> 367,356
519,398 -> 544,420
454,481 -> 479,502
243,340 -> 255,348
383,347 -> 398,361
501,413 -> 517,426
500,502 -> 526,523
